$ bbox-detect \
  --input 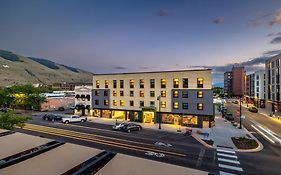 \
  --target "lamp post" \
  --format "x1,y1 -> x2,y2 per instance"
157,96 -> 161,130
239,96 -> 242,129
